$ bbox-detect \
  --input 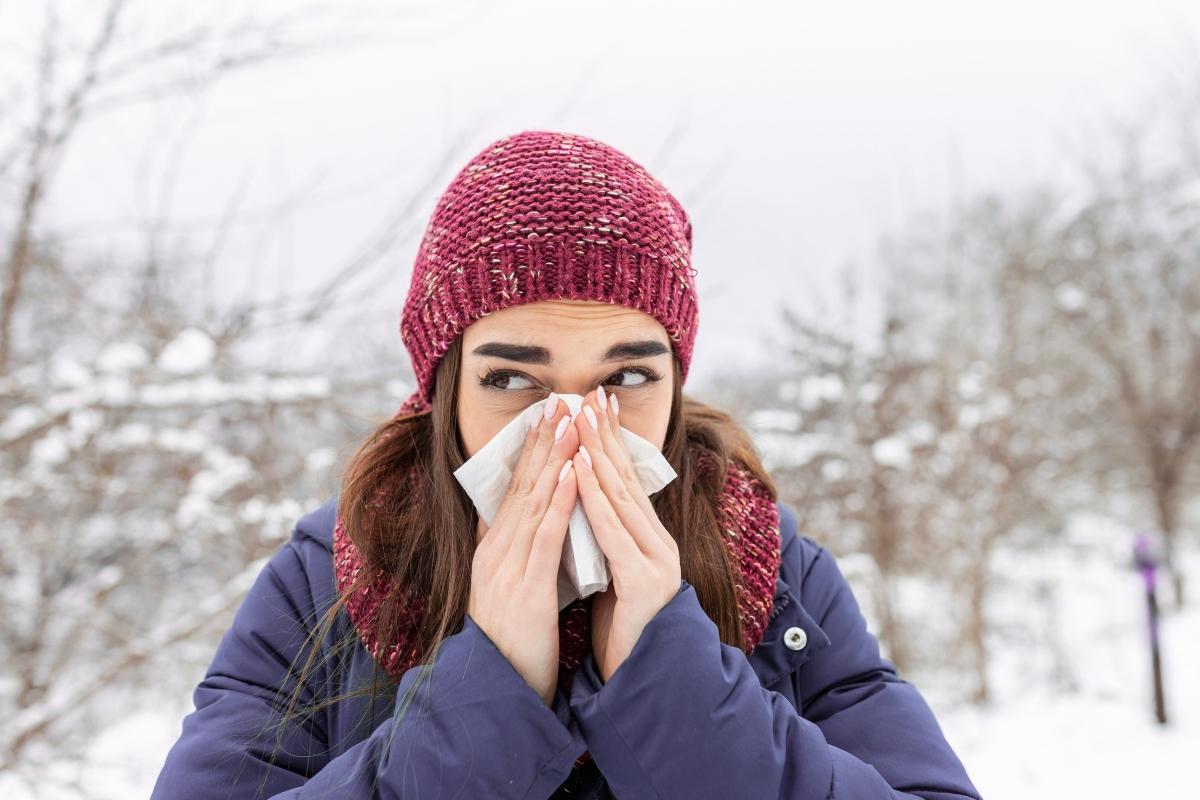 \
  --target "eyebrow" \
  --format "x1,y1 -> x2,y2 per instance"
471,339 -> 670,364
